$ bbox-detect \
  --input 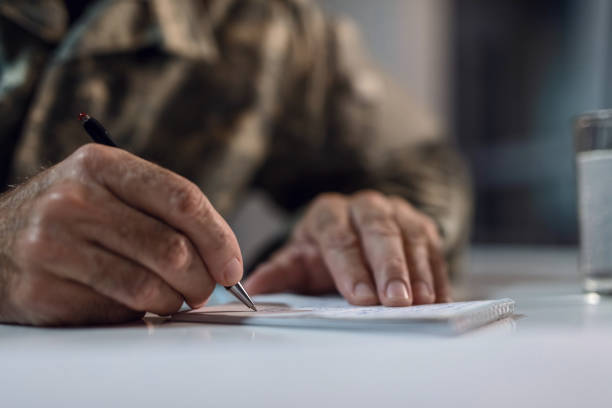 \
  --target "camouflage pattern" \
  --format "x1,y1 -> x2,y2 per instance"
0,0 -> 472,270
